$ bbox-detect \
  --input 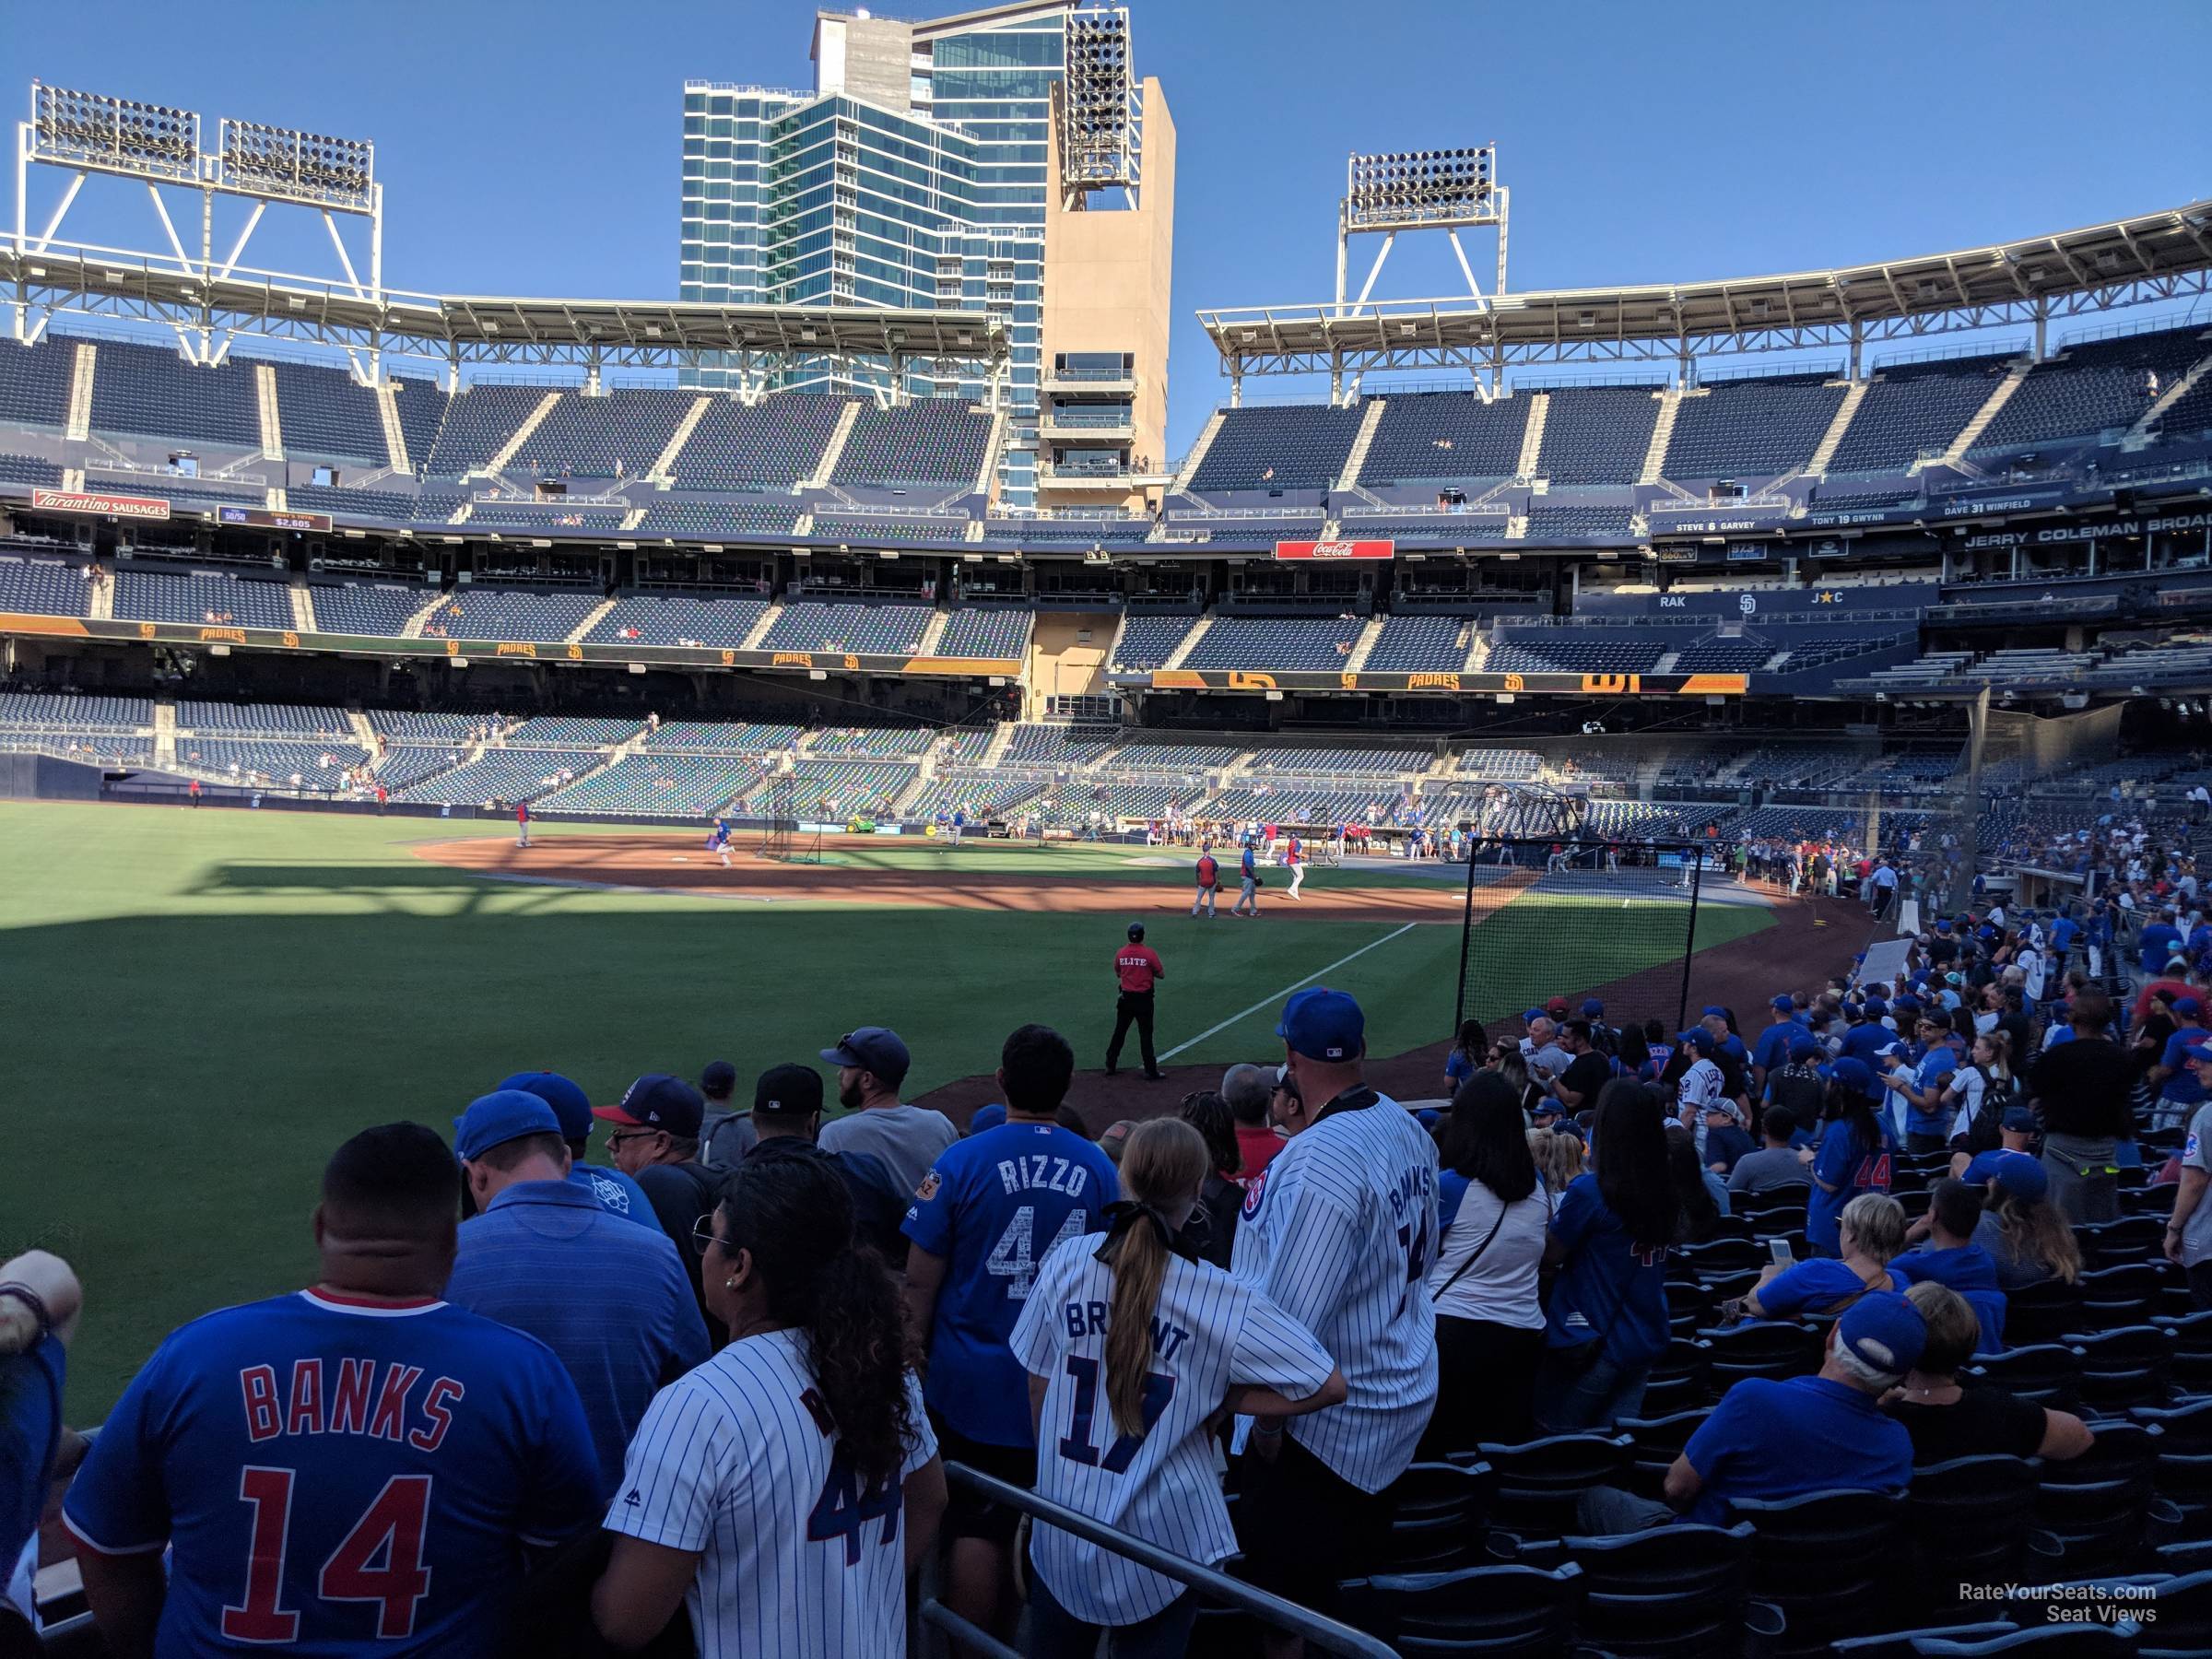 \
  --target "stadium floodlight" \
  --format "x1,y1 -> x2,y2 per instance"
1344,146 -> 1500,233
217,118 -> 375,212
1060,5 -> 1137,196
28,82 -> 201,183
